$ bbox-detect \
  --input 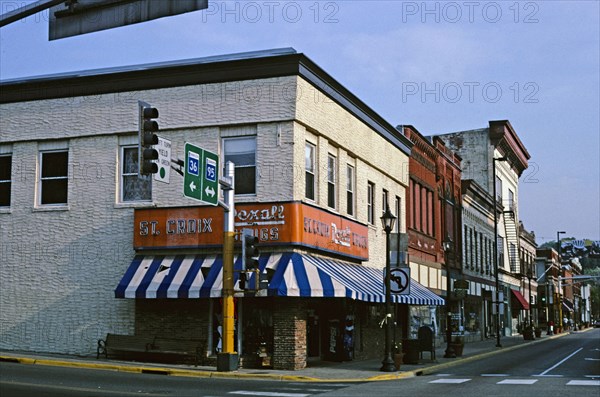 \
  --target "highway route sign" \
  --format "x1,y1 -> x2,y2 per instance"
183,142 -> 219,205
